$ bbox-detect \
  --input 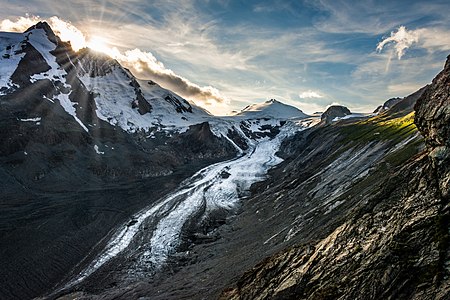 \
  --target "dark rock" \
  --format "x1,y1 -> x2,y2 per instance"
10,42 -> 50,87
415,55 -> 450,198
320,105 -> 351,124
164,94 -> 192,113
373,97 -> 401,114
